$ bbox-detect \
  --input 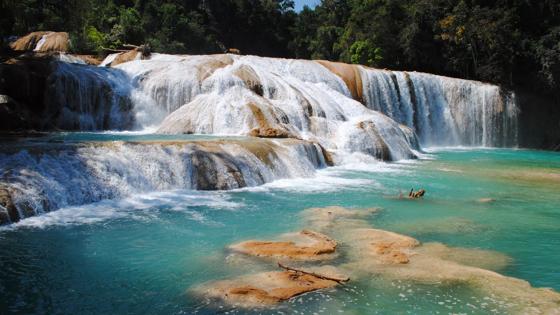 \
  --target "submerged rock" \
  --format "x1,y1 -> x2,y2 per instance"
300,206 -> 560,315
477,197 -> 496,203
389,217 -> 486,235
229,230 -> 337,261
191,205 -> 560,313
192,266 -> 345,308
